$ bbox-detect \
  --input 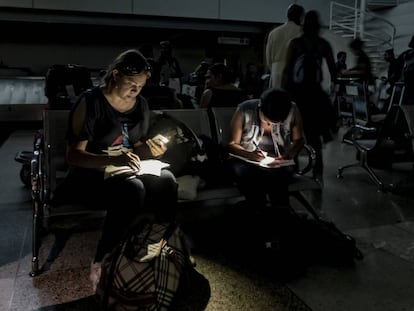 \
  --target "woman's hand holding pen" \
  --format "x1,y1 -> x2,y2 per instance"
250,149 -> 266,161
114,151 -> 141,172
249,141 -> 266,161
